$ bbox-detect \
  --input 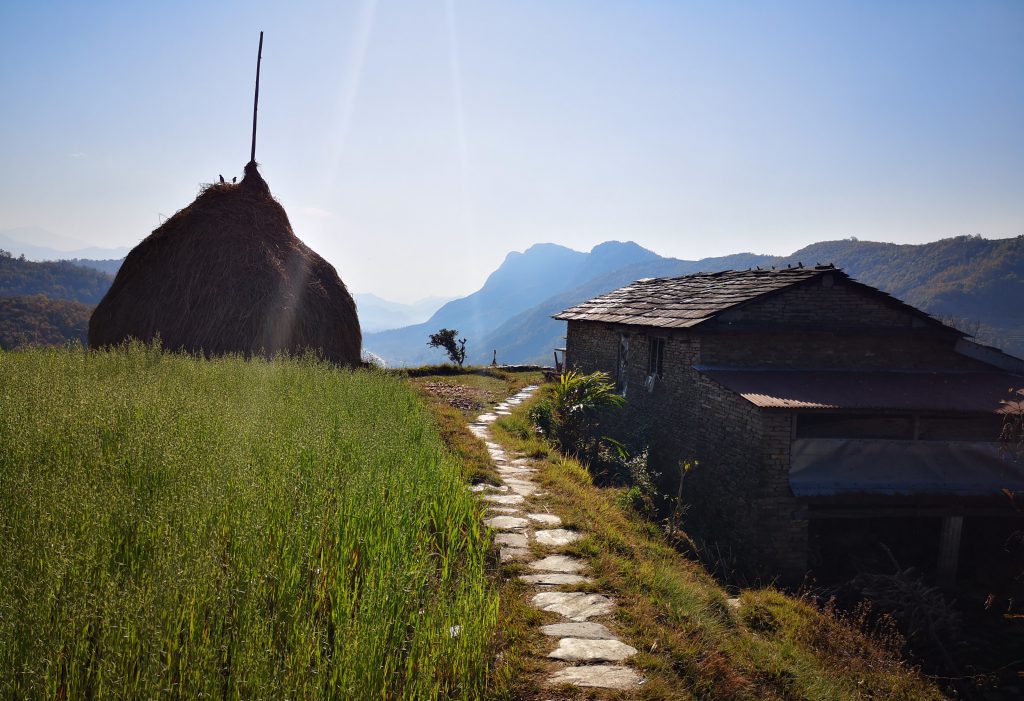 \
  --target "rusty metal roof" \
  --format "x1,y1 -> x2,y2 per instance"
698,368 -> 1024,413
552,266 -> 936,329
